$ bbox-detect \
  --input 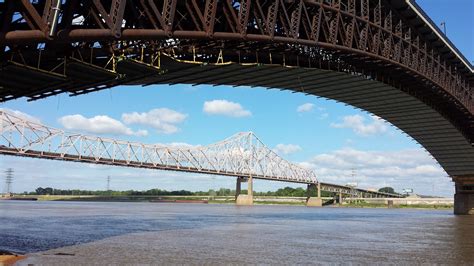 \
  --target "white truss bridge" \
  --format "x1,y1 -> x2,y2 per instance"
0,110 -> 317,184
